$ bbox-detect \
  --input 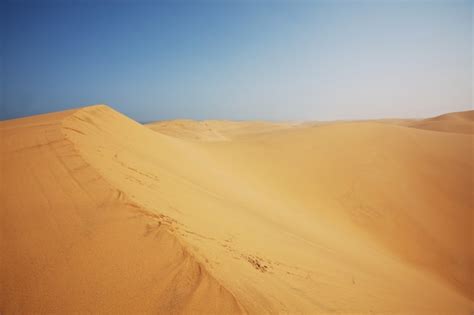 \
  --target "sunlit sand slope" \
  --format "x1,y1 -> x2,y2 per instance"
1,105 -> 473,314
0,108 -> 242,314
